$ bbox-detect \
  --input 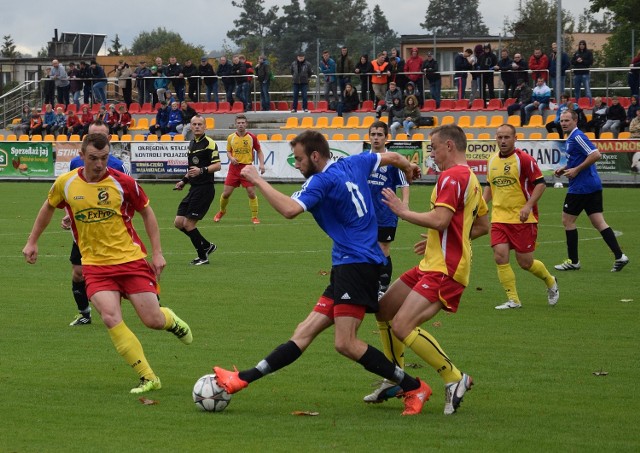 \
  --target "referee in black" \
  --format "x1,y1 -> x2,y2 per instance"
174,115 -> 221,265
